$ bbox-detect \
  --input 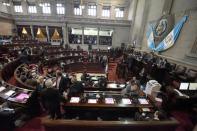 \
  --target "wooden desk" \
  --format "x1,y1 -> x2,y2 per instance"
63,92 -> 154,121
